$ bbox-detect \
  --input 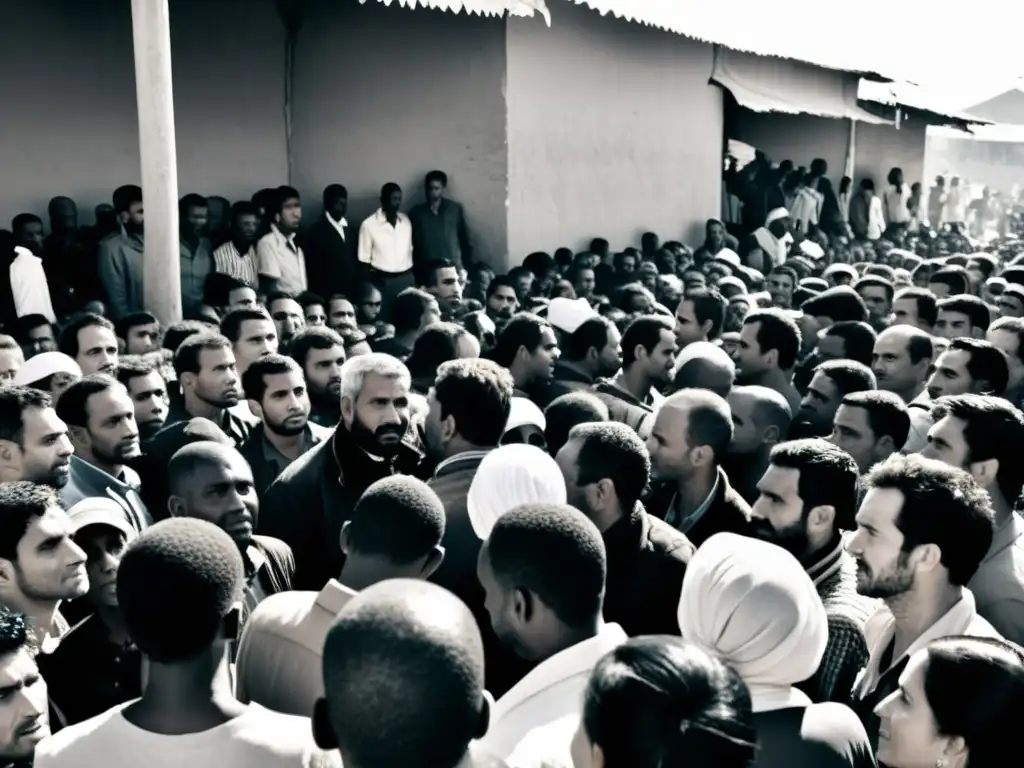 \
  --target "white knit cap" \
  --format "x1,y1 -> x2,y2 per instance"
765,207 -> 790,226
467,444 -> 567,540
548,297 -> 597,334
12,352 -> 82,387
504,396 -> 546,433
